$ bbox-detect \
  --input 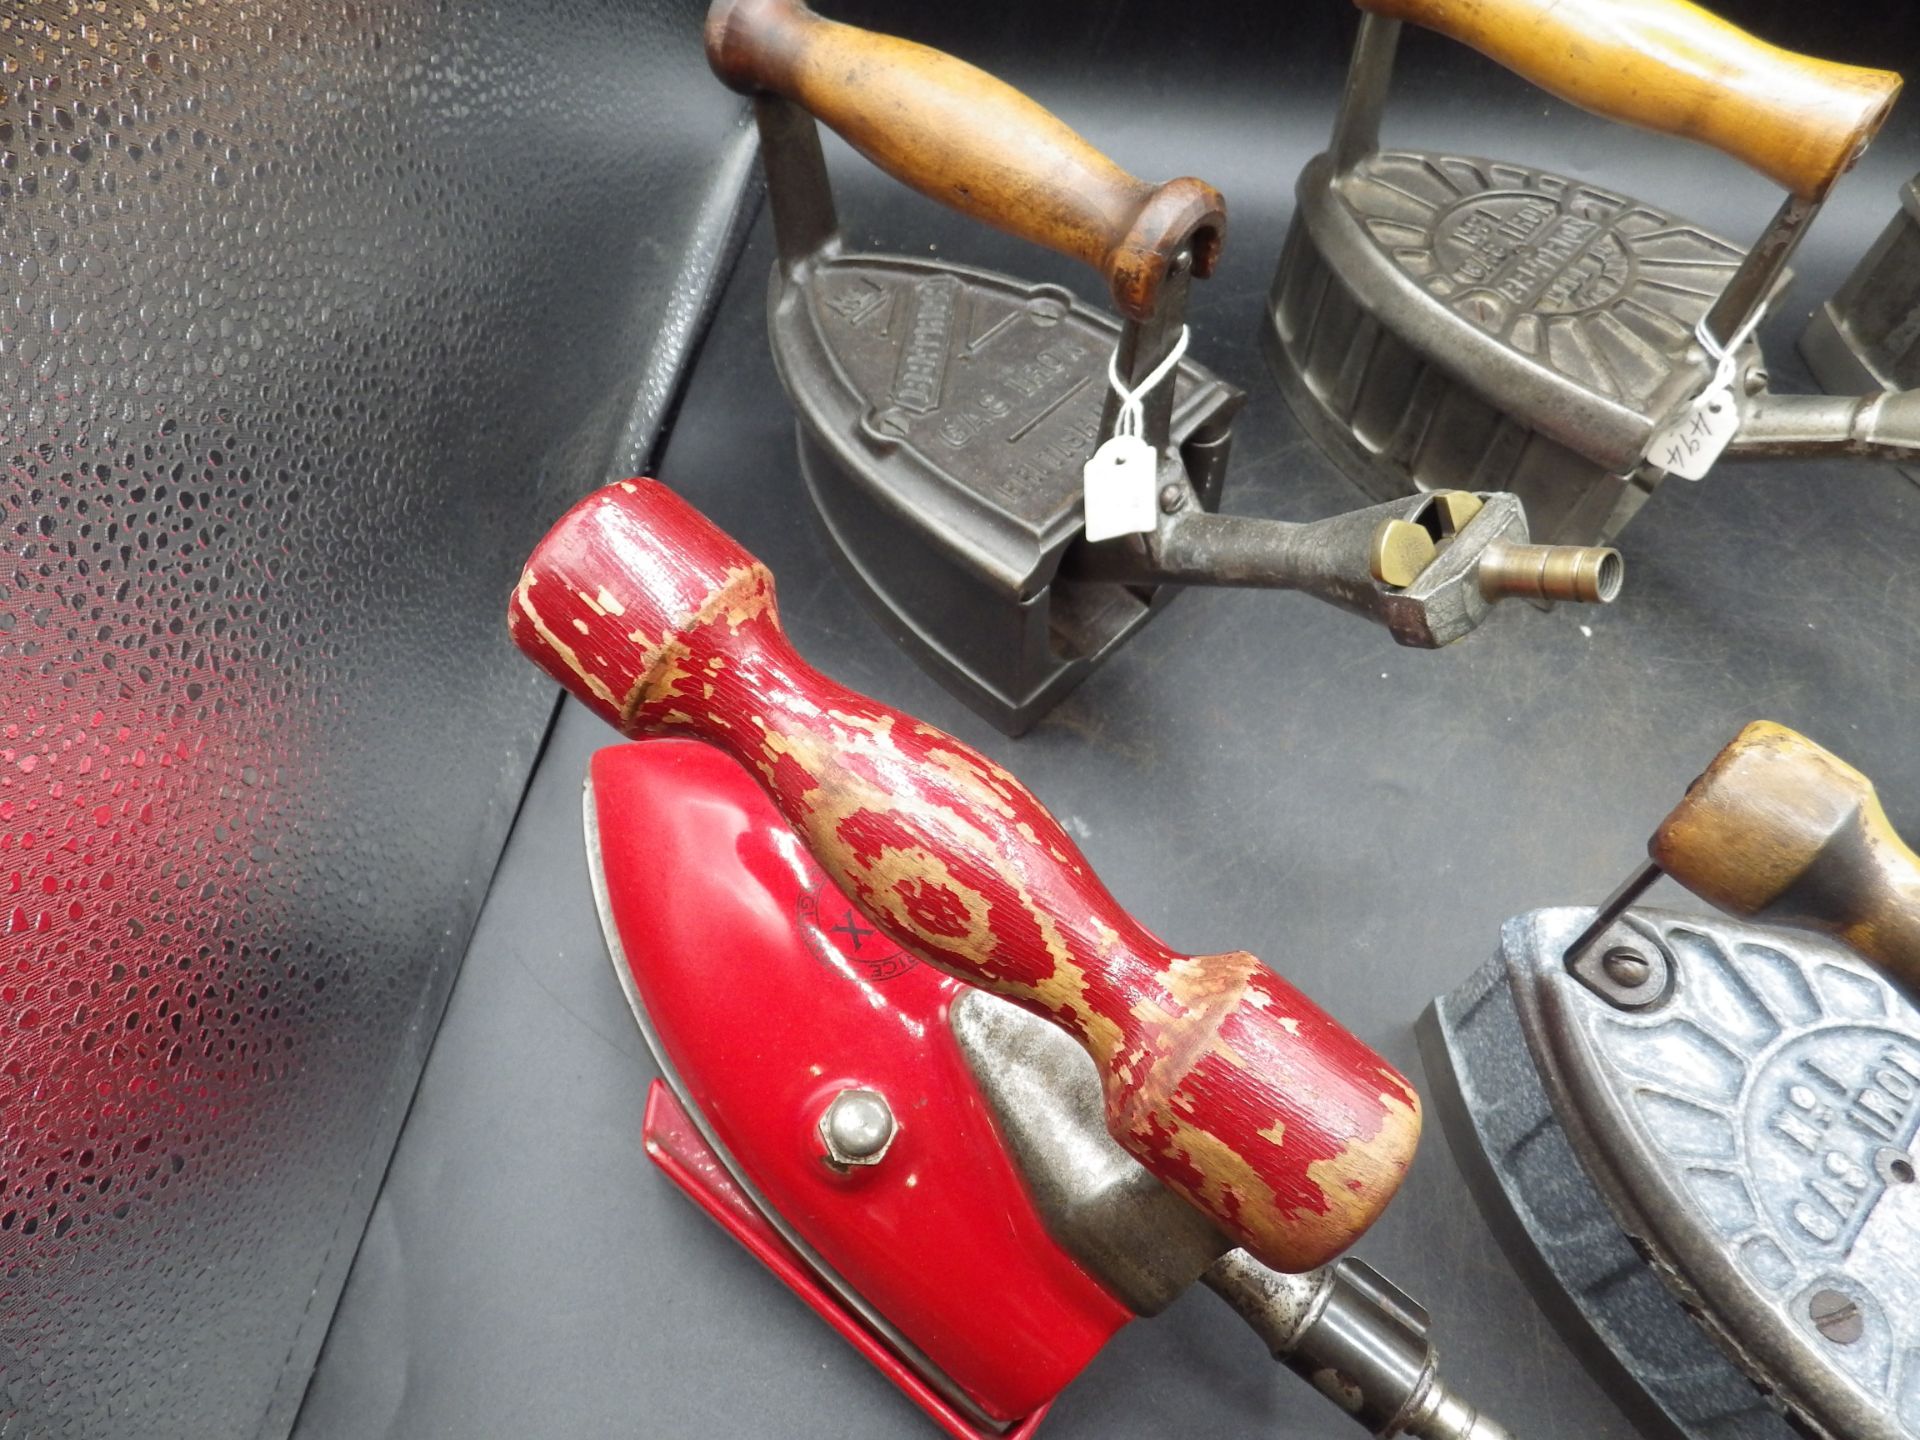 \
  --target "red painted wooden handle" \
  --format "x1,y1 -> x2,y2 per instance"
507,479 -> 1420,1272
